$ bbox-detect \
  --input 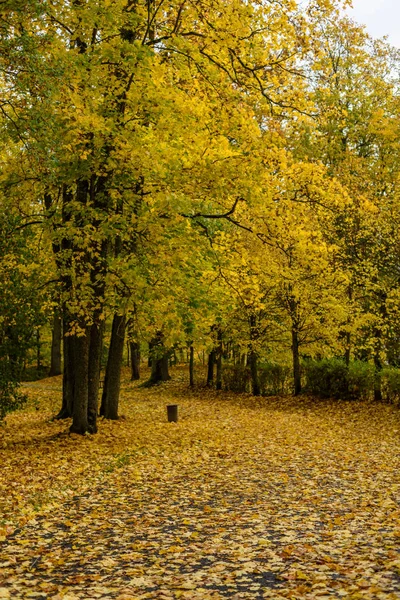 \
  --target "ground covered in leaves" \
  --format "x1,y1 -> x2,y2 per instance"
1,368 -> 400,599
